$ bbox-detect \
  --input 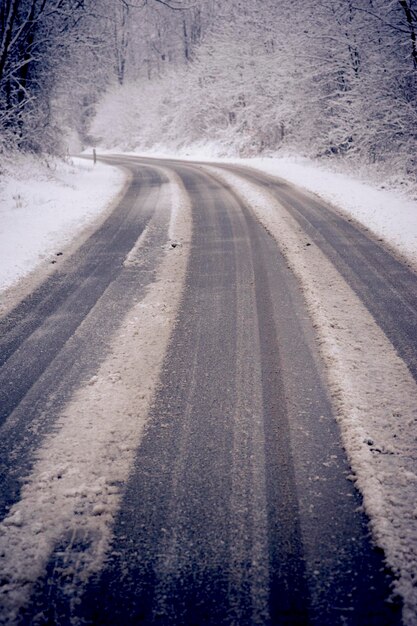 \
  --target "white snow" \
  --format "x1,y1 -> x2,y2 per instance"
0,155 -> 127,294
